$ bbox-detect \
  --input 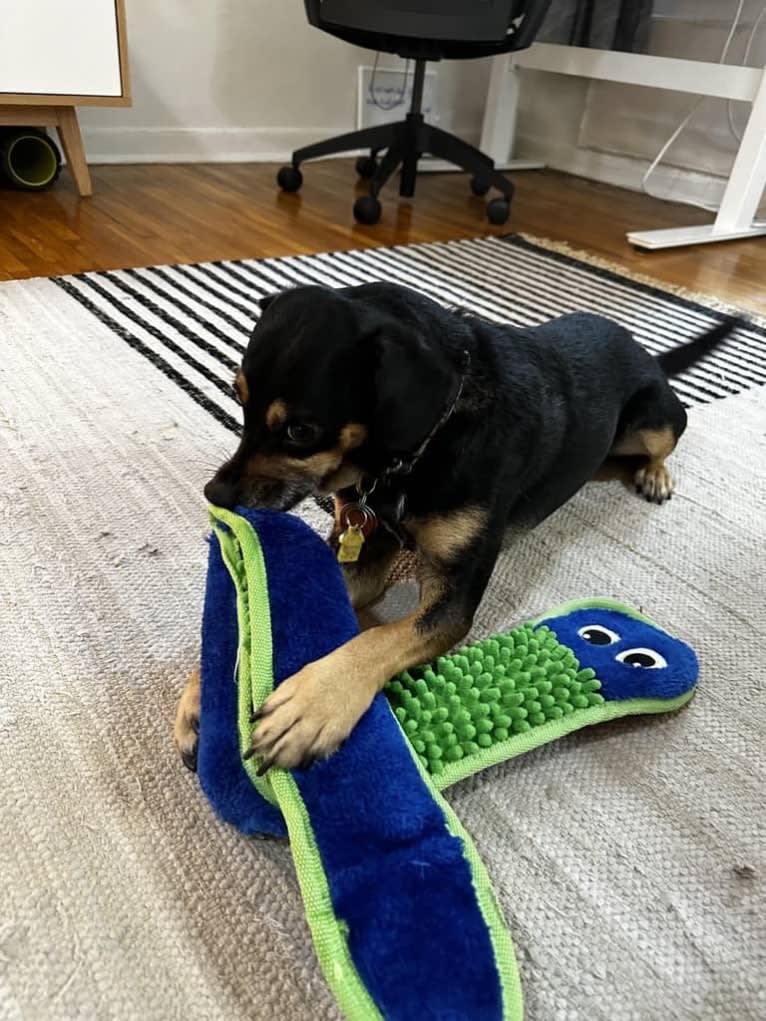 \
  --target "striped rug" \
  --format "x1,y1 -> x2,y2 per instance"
3,236 -> 764,1021
54,234 -> 766,444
